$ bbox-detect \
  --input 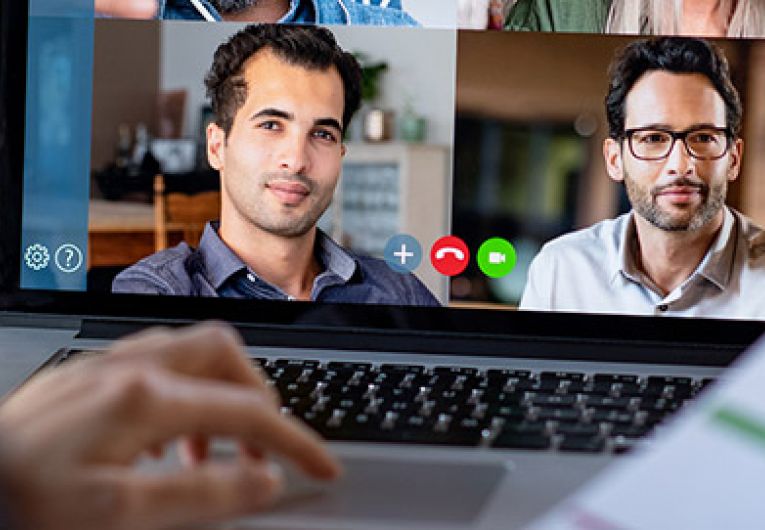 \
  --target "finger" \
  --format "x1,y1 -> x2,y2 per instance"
94,0 -> 157,18
147,443 -> 165,459
179,435 -> 209,466
104,373 -> 341,480
113,458 -> 284,529
110,323 -> 280,407
241,441 -> 265,461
